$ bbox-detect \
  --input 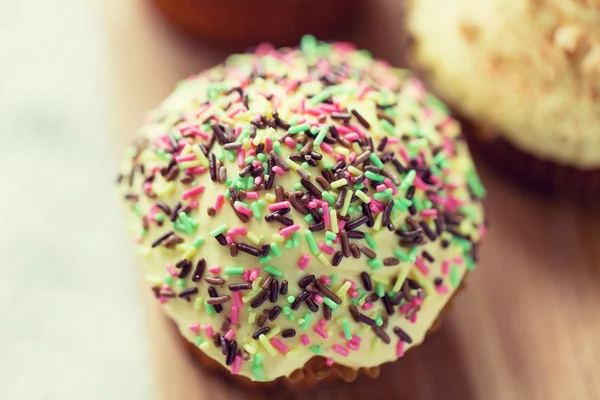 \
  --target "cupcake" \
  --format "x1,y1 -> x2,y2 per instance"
403,0 -> 600,200
117,36 -> 486,388
148,0 -> 360,46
